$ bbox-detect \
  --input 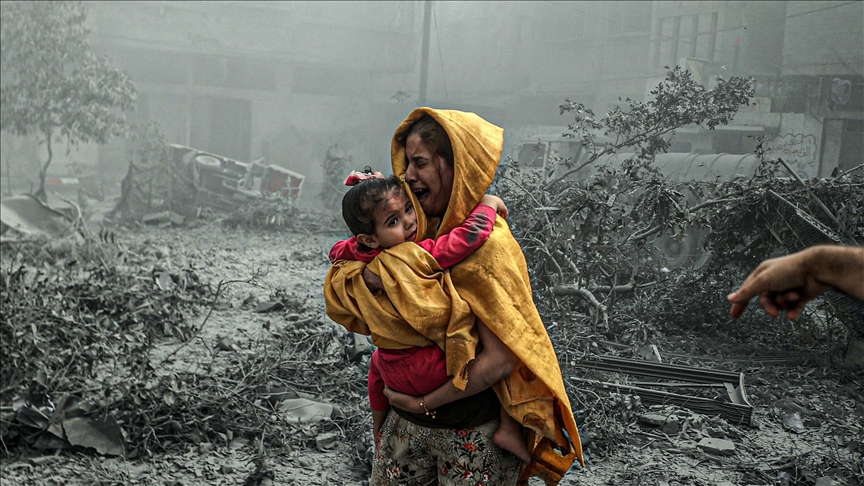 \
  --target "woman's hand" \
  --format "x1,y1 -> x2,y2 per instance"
404,321 -> 518,411
363,267 -> 384,291
383,386 -> 424,414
